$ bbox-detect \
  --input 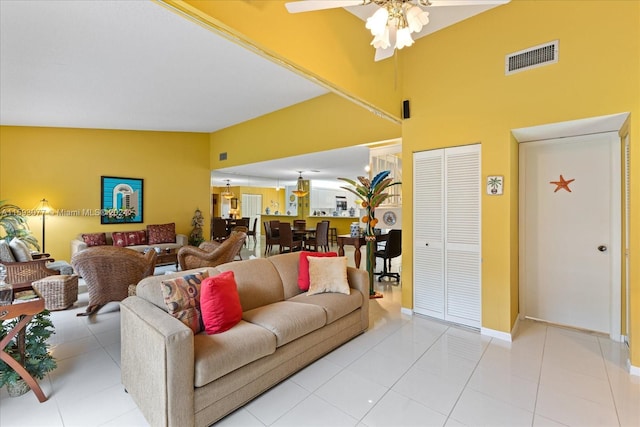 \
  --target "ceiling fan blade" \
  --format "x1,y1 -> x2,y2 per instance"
427,0 -> 510,7
374,46 -> 395,62
285,1 -> 364,13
